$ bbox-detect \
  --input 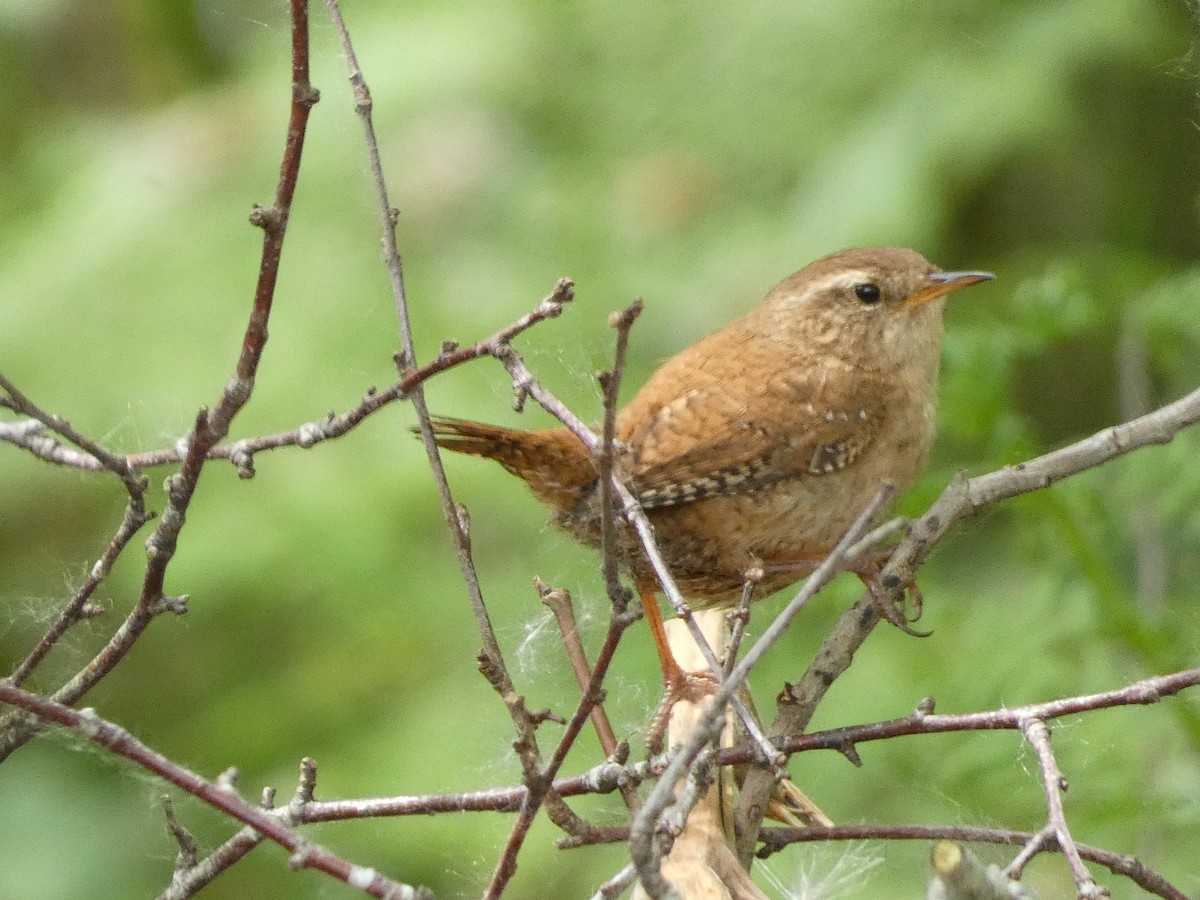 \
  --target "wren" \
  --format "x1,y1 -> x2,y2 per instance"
429,247 -> 992,689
